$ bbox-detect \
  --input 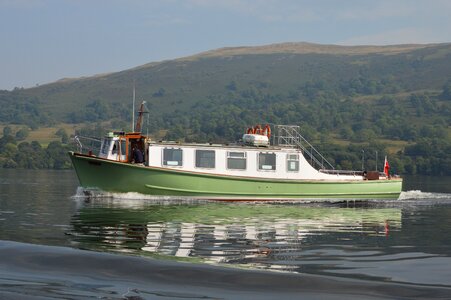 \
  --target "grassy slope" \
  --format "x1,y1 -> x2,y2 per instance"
1,42 -> 451,148
11,42 -> 450,118
0,123 -> 83,146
